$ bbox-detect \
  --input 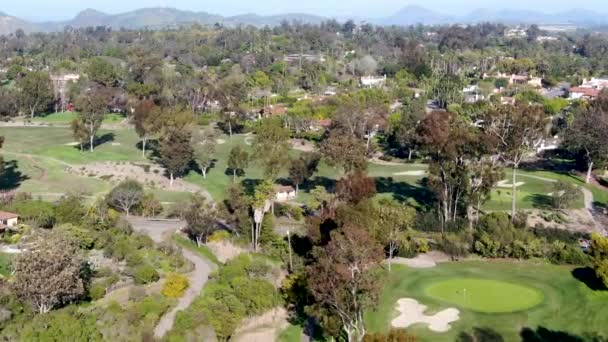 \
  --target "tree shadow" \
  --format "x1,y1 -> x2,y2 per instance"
457,327 -> 504,342
94,133 -> 115,148
242,178 -> 263,197
300,176 -> 337,193
224,168 -> 245,178
375,176 -> 434,209
0,160 -> 29,191
572,267 -> 607,291
528,194 -> 553,210
520,326 -> 592,342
